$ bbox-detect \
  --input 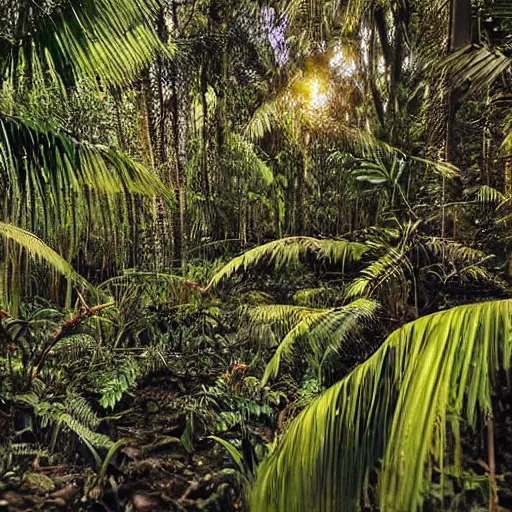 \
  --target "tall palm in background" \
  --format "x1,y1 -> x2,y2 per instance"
0,0 -> 172,311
